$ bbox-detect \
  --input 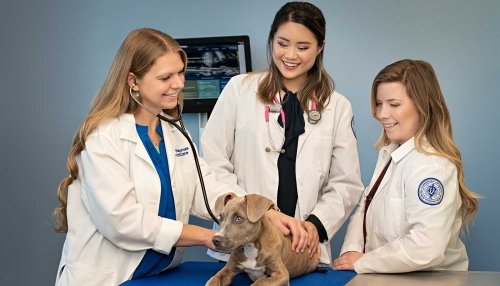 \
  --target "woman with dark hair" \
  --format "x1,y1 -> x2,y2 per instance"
202,1 -> 364,265
333,59 -> 479,273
